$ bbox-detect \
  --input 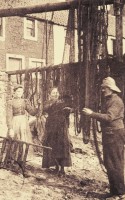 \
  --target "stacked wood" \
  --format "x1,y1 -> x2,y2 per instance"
0,136 -> 52,173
